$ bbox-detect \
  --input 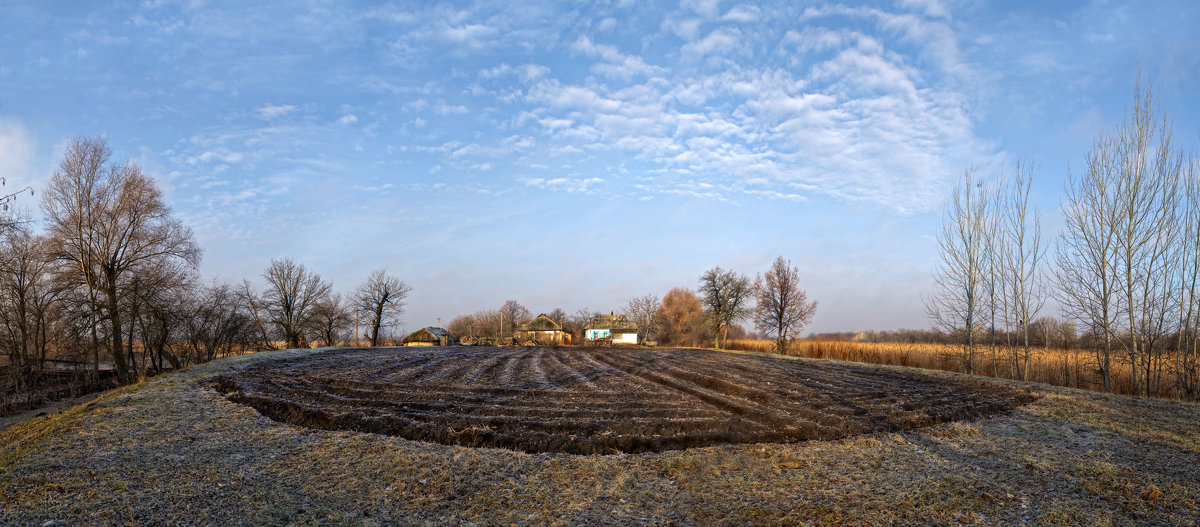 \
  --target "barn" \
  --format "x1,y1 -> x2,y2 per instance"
584,313 -> 639,345
401,327 -> 453,346
515,314 -> 570,345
